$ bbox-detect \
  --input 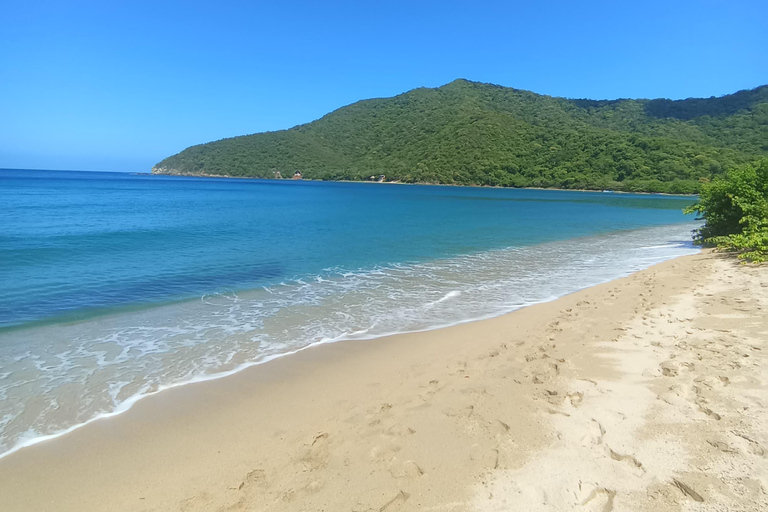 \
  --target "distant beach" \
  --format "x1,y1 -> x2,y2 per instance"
150,168 -> 700,196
